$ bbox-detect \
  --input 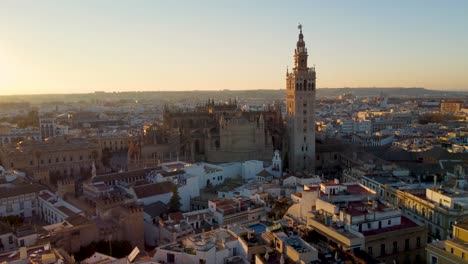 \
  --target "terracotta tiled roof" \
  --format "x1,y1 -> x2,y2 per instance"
168,212 -> 183,222
257,169 -> 273,177
133,182 -> 174,199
